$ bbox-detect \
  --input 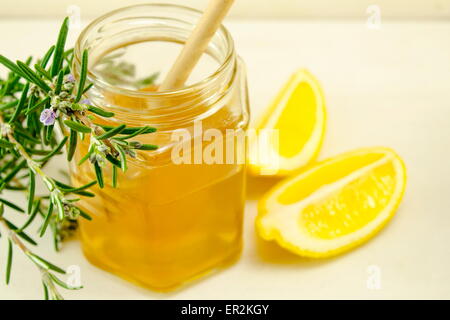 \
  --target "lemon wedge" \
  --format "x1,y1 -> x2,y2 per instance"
256,147 -> 407,258
248,69 -> 326,176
